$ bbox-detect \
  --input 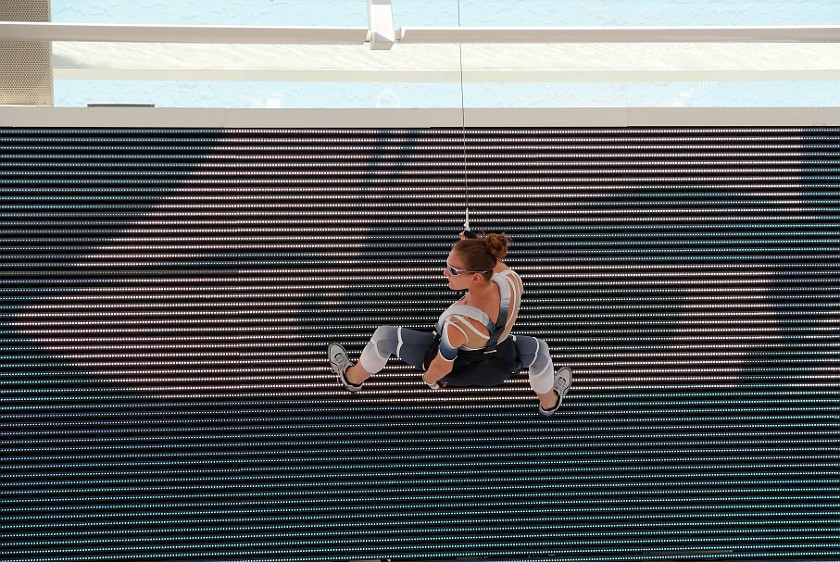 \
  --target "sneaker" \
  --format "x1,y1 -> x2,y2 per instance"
539,366 -> 572,417
328,342 -> 362,393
